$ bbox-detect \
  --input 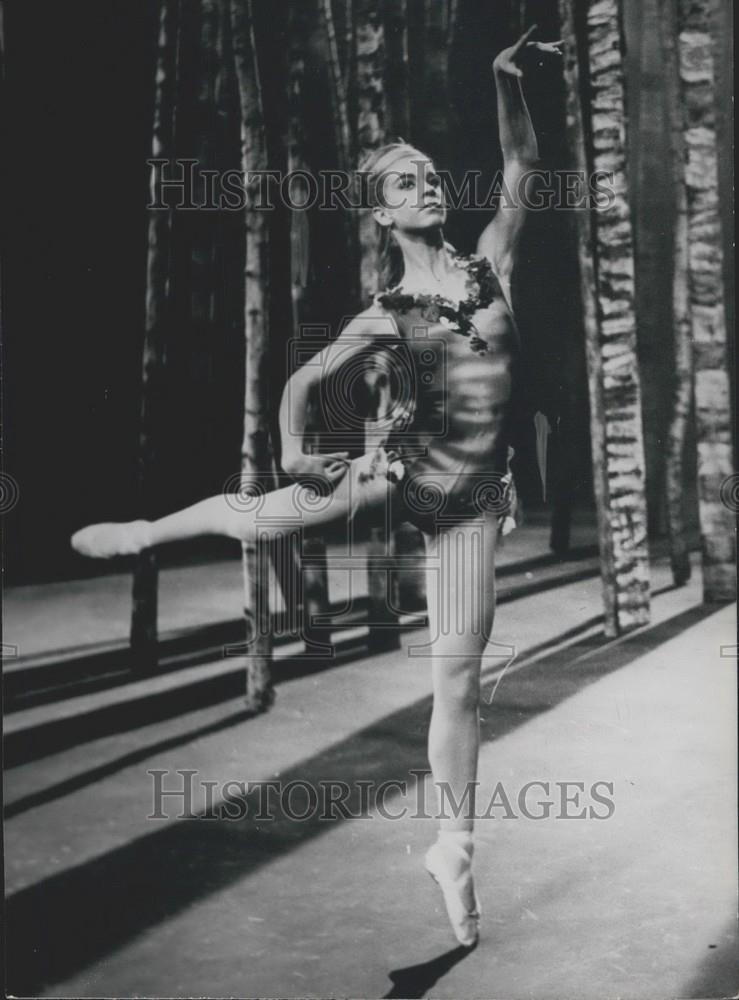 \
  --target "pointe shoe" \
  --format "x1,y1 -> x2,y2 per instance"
424,838 -> 481,948
71,520 -> 153,559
